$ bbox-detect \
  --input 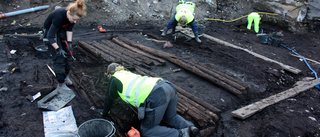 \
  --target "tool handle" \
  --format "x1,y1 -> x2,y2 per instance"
64,41 -> 73,56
